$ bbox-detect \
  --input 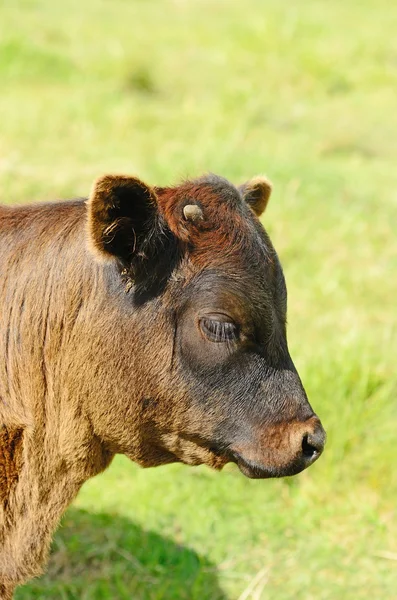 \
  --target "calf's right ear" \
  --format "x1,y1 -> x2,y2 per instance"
87,174 -> 158,264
